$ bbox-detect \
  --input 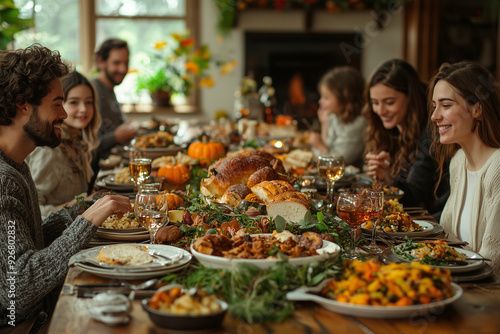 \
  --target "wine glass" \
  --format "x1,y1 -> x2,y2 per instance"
336,192 -> 381,259
317,155 -> 345,208
134,190 -> 169,244
129,154 -> 152,189
362,189 -> 384,254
